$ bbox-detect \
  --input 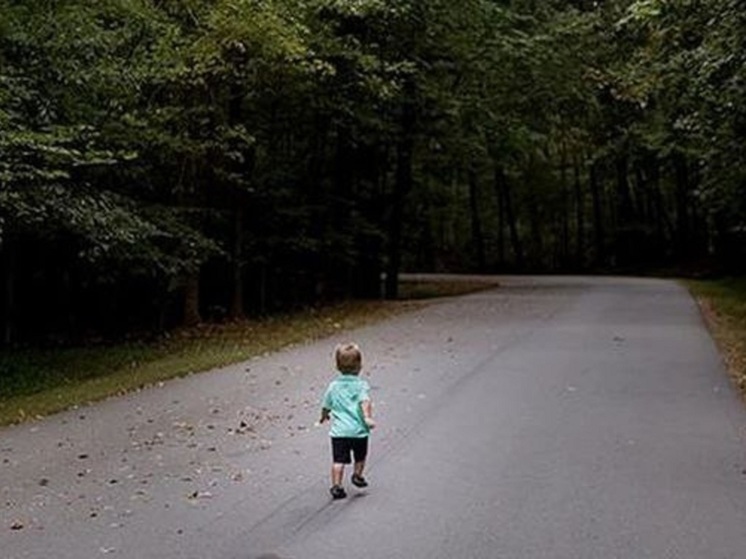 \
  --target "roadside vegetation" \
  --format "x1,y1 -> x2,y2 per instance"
0,279 -> 497,426
4,273 -> 745,428
688,278 -> 746,398
2,1 -> 745,351
2,1 -> 744,422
